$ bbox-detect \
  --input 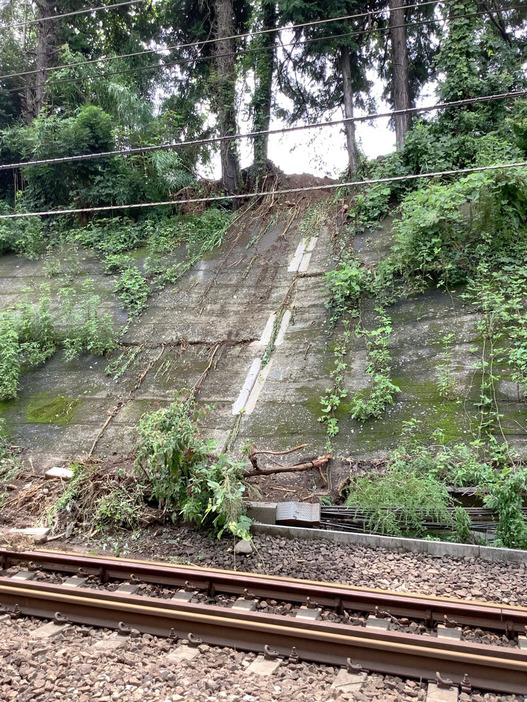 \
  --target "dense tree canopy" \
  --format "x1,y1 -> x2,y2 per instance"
0,0 -> 524,204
